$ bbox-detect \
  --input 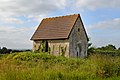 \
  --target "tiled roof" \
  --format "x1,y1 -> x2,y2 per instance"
31,14 -> 81,40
